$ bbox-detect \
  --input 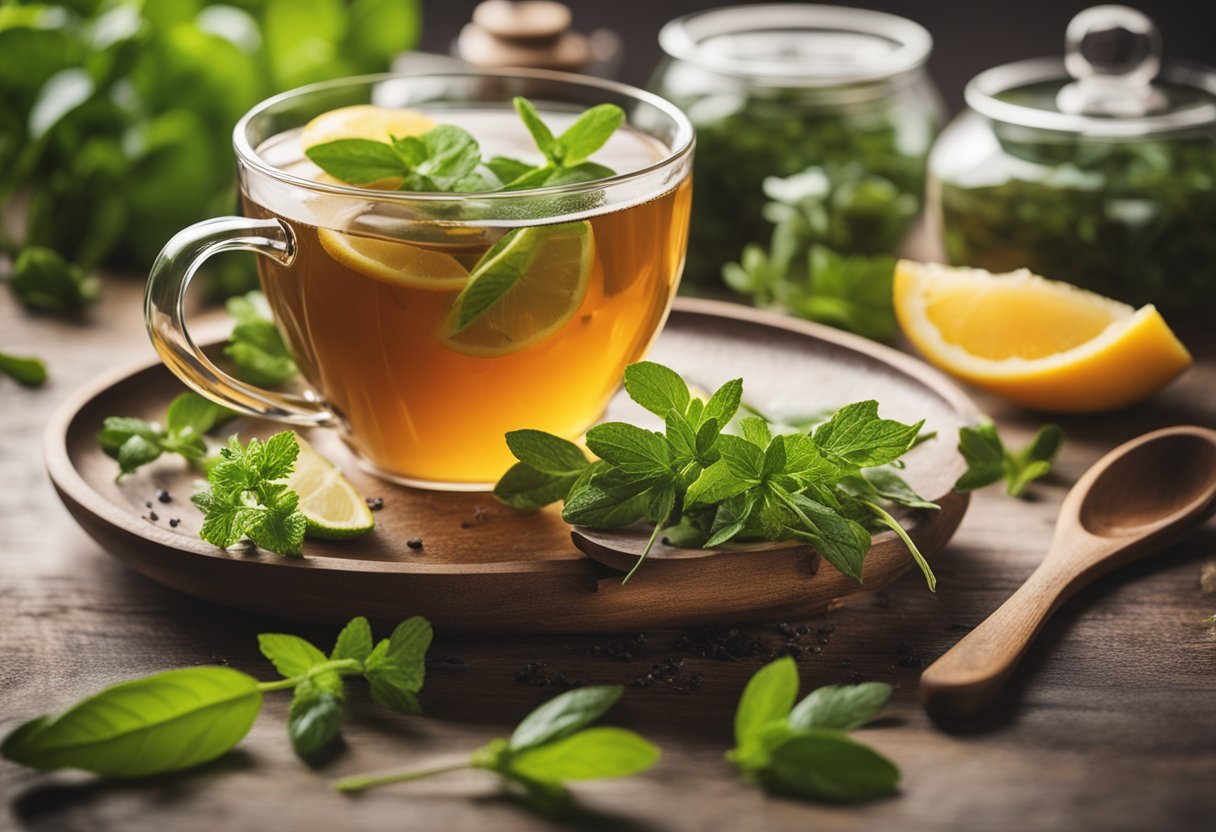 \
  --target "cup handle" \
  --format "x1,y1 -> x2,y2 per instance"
145,216 -> 335,427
